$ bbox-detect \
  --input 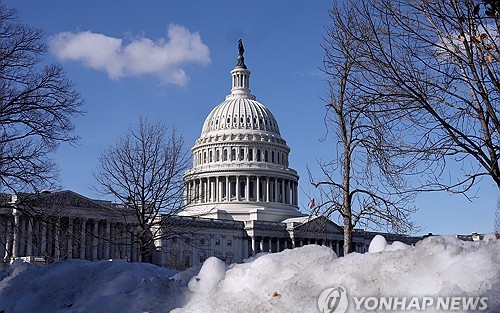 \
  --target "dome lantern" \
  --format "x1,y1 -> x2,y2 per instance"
228,39 -> 255,100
